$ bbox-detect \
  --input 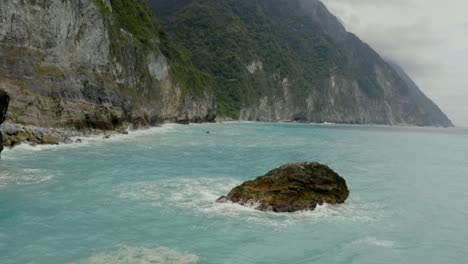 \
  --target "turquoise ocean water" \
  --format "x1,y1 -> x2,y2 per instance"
1,123 -> 467,264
